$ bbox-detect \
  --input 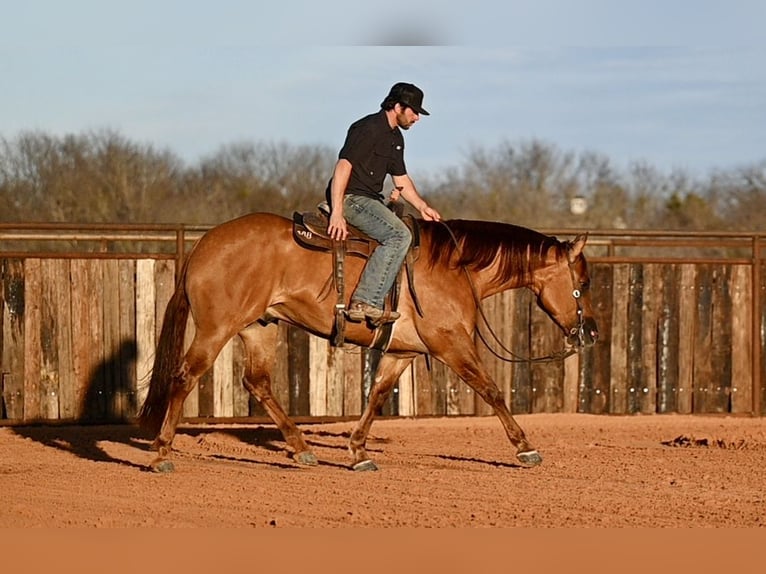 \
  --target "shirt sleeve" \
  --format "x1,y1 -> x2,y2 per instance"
389,138 -> 406,177
338,122 -> 375,166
